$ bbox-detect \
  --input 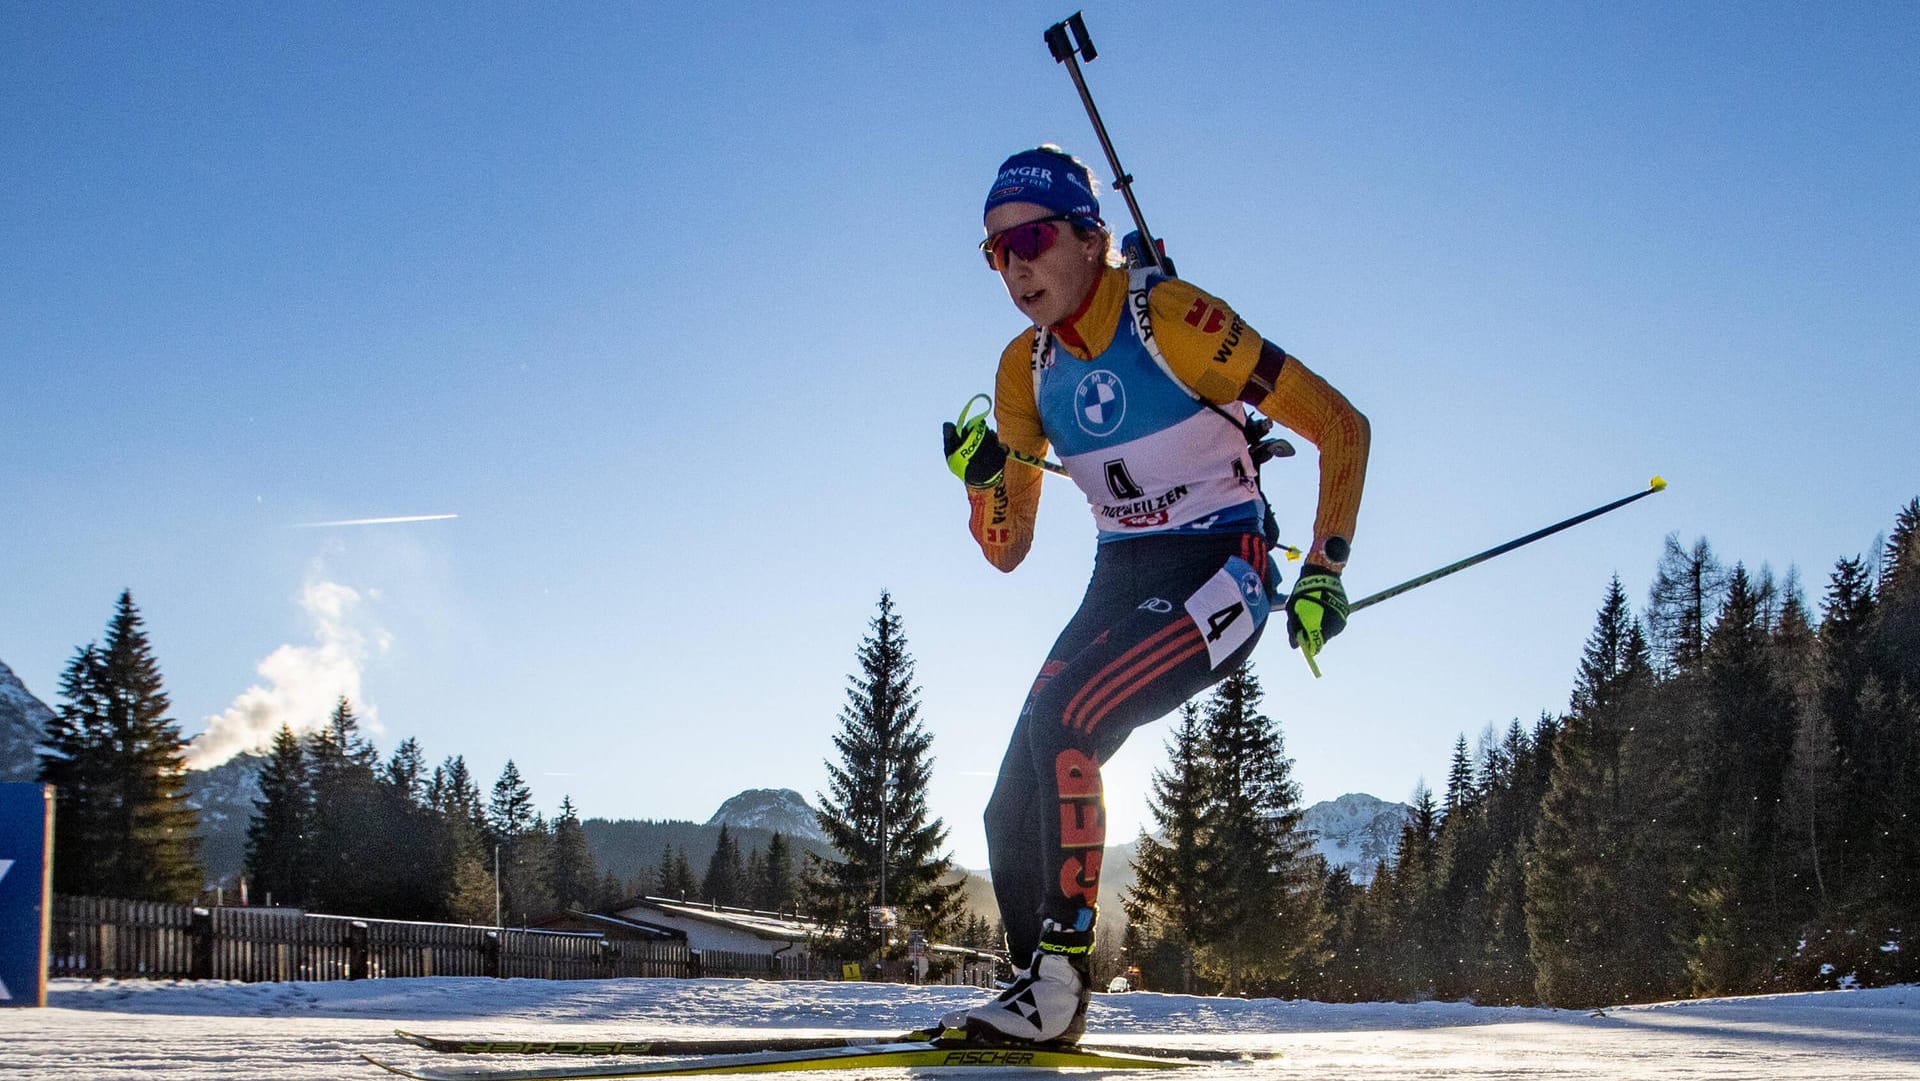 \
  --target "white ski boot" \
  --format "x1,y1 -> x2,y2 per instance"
940,916 -> 1093,1044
